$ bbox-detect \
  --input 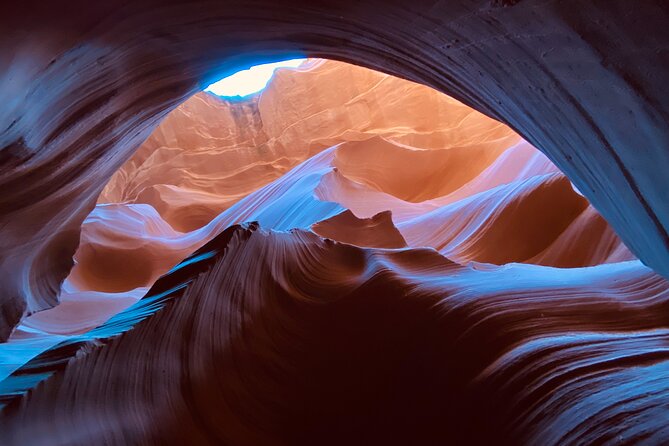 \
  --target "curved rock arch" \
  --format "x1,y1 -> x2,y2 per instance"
1,0 -> 668,340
